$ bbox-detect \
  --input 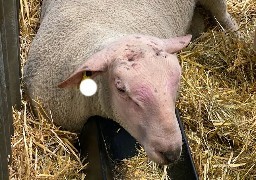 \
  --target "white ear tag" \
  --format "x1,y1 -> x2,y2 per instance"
79,72 -> 97,96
